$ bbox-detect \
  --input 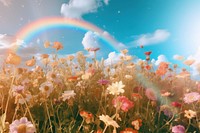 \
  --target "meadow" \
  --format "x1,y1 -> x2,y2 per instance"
0,41 -> 200,133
